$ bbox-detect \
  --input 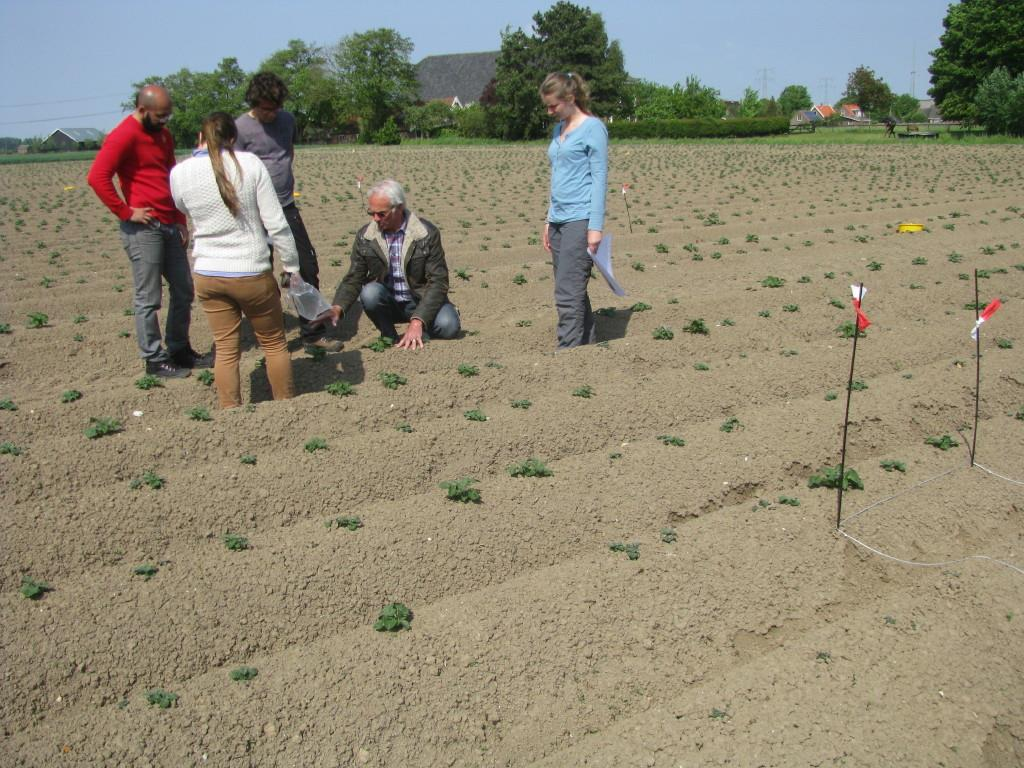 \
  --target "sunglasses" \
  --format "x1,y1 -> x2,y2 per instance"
367,206 -> 394,219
